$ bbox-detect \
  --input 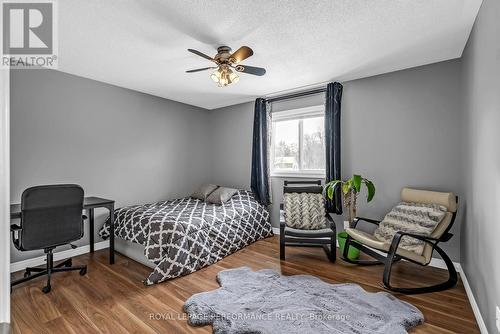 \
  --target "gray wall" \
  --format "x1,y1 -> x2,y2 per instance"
9,10 -> 499,328
461,0 -> 500,332
10,69 -> 211,262
209,59 -> 464,261
11,61 -> 465,264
